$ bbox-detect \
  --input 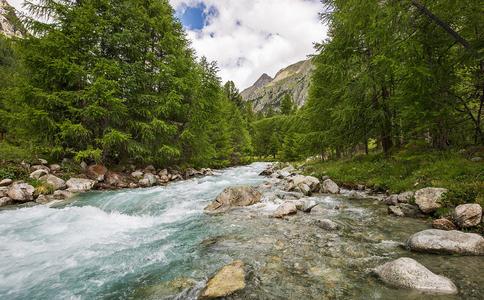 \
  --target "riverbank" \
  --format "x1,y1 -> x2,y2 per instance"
300,148 -> 483,213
